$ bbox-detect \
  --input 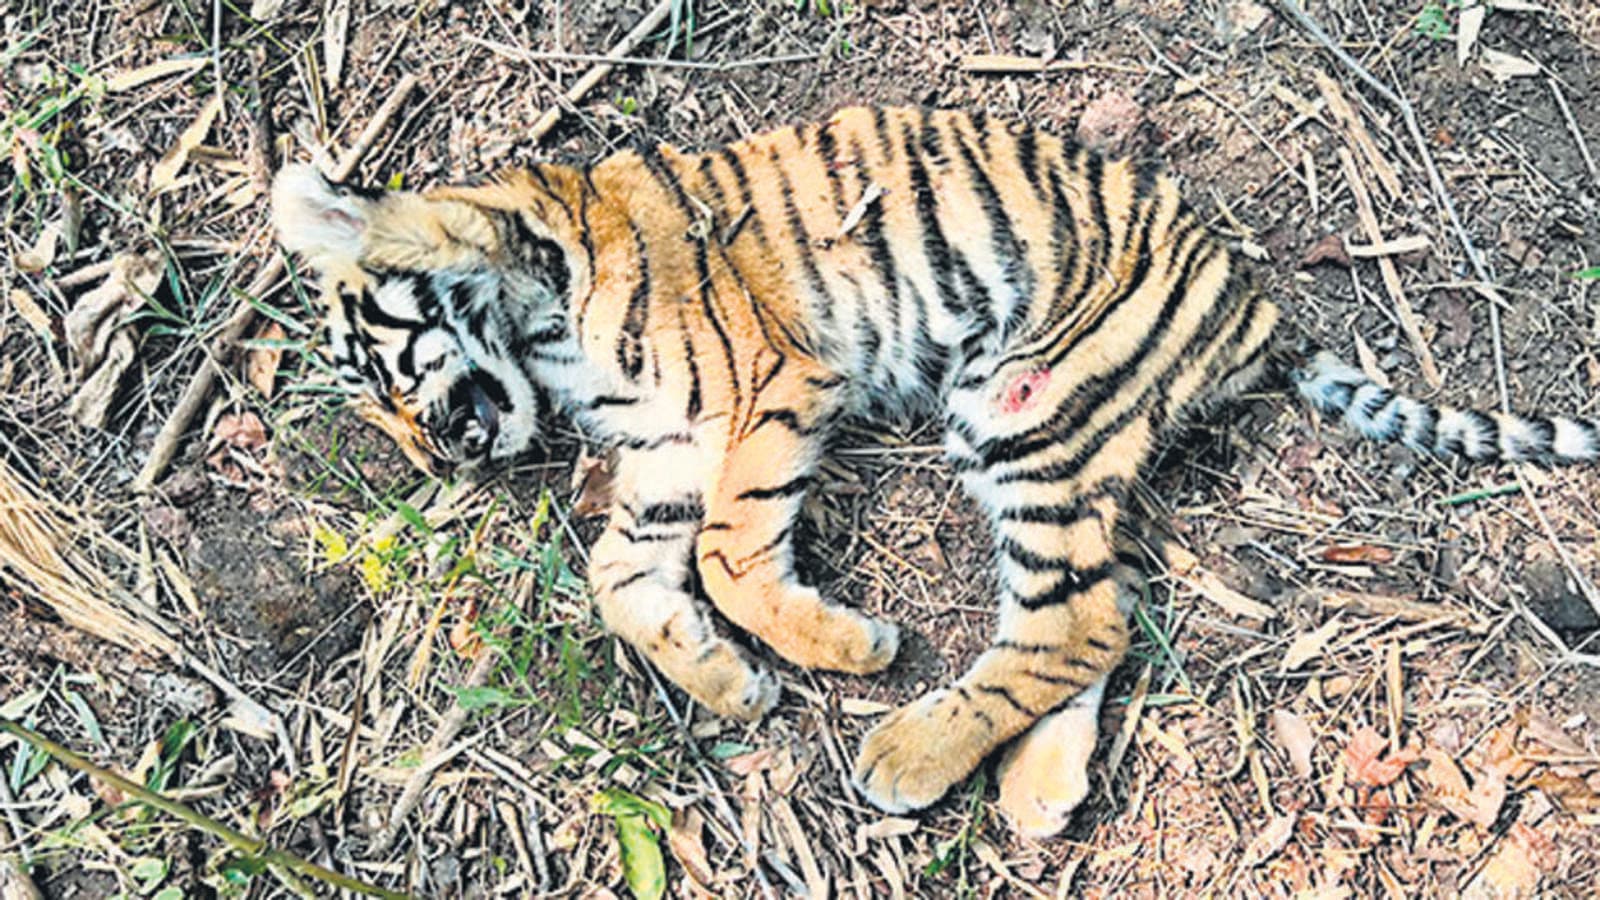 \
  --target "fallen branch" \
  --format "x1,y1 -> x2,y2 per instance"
527,0 -> 680,142
0,717 -> 409,899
